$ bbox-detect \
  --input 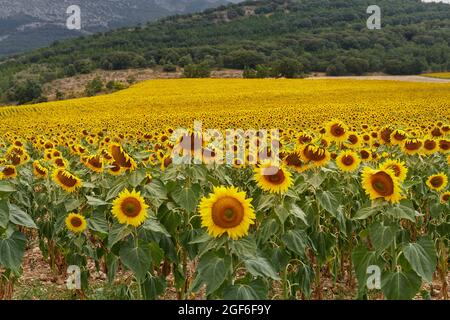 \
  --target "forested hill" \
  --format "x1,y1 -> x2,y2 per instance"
1,0 -> 449,103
